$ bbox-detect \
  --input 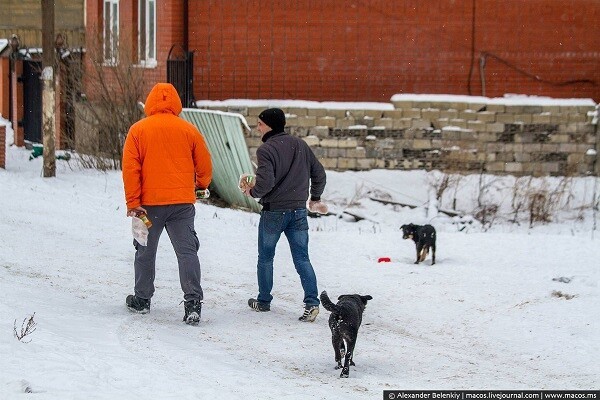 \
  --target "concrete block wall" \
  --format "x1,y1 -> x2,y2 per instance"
198,100 -> 598,177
